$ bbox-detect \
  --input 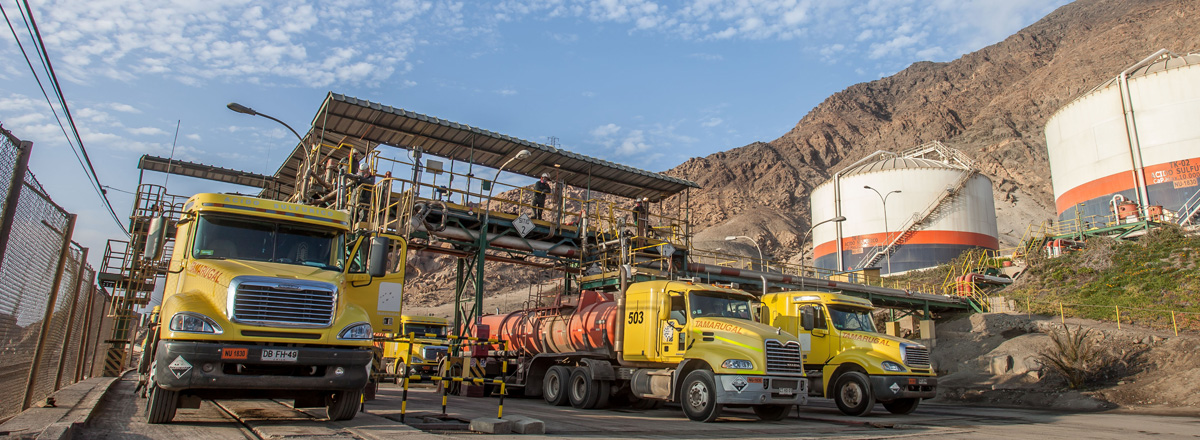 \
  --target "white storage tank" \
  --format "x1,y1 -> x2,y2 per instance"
1045,50 -> 1200,224
810,144 -> 999,275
